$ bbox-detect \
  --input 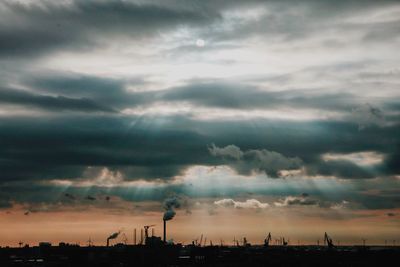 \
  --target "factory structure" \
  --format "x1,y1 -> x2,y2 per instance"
1,201 -> 399,266
2,213 -> 400,267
